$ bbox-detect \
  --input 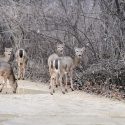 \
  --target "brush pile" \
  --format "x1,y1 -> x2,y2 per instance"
74,59 -> 125,100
